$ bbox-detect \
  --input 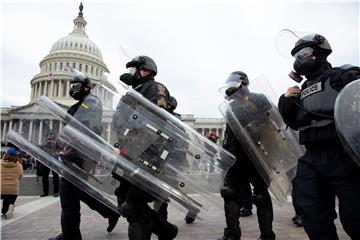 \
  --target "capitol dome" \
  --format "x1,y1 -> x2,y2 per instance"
49,32 -> 103,61
29,3 -> 115,108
